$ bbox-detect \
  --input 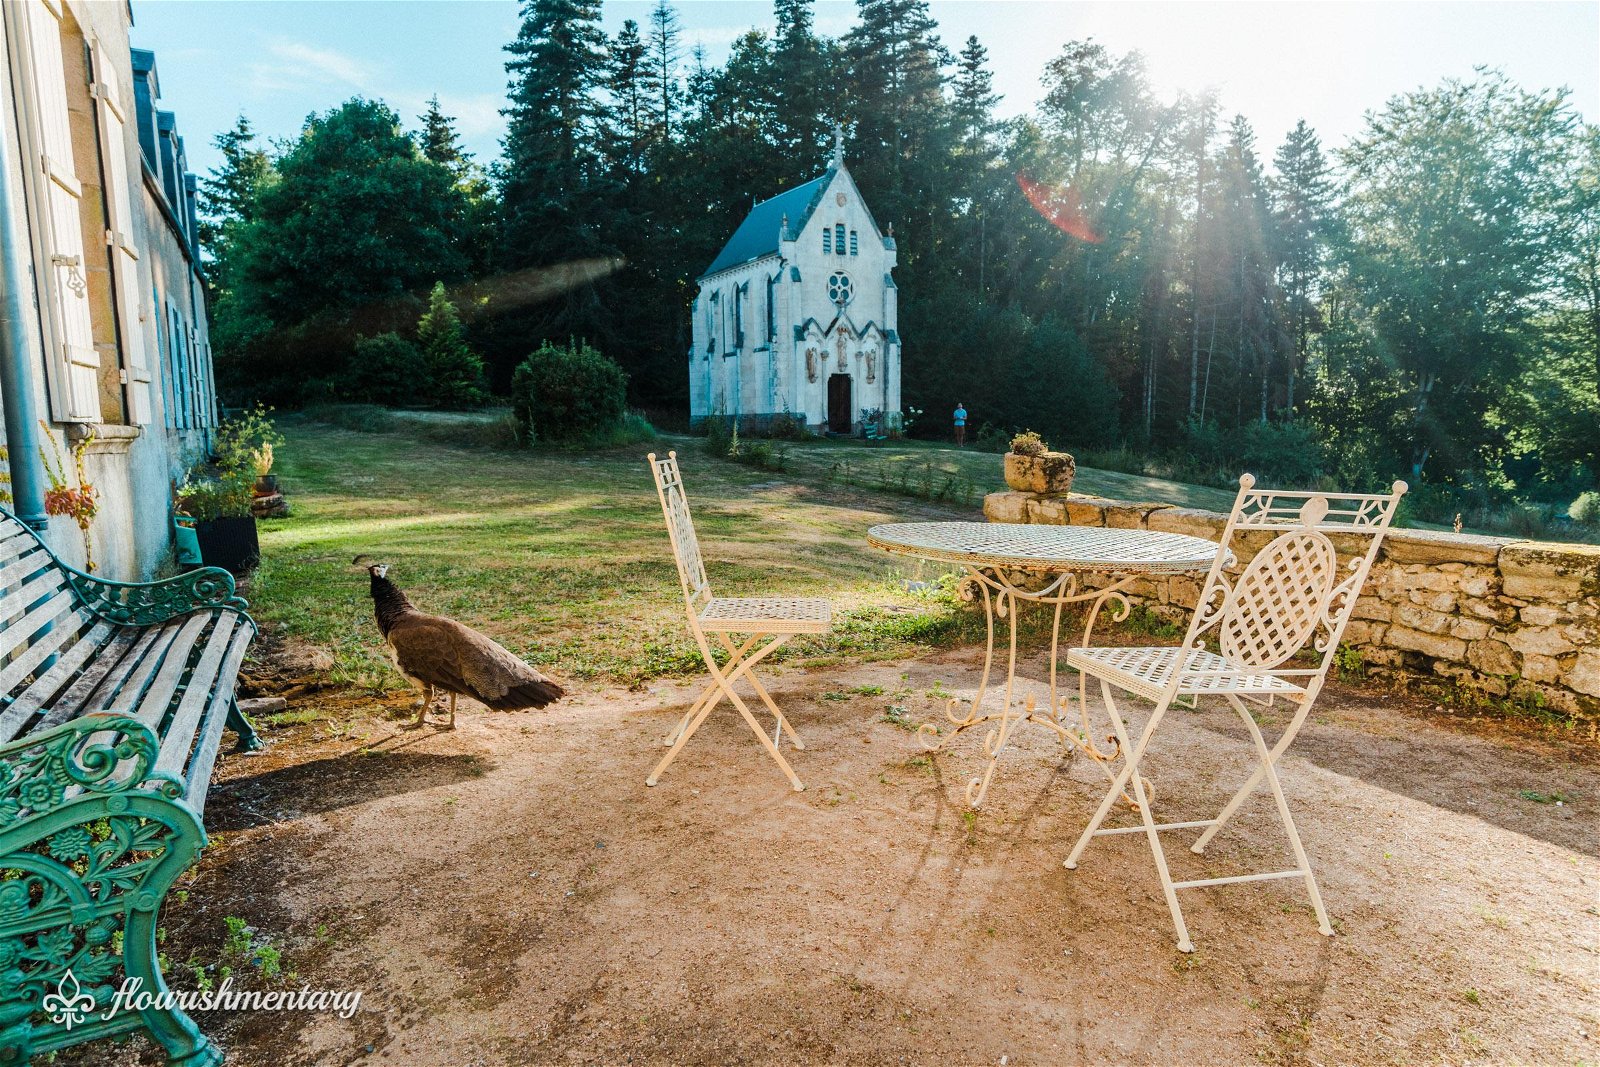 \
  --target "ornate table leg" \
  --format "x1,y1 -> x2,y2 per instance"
919,566 -> 1129,809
